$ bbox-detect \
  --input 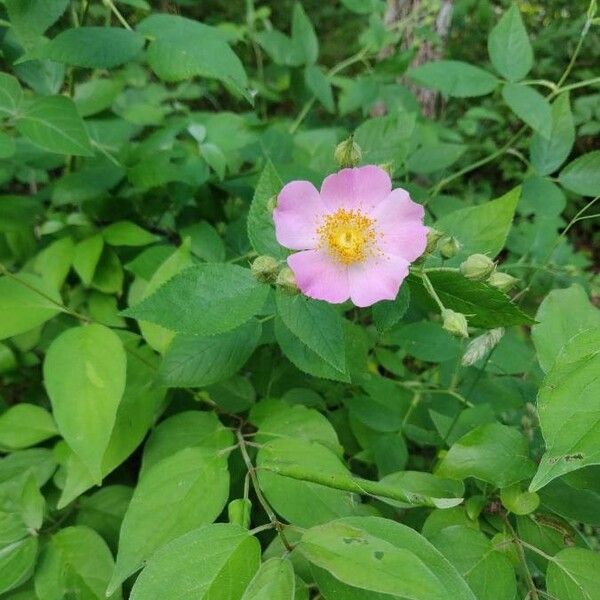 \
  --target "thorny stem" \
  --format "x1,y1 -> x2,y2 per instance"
235,428 -> 293,551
